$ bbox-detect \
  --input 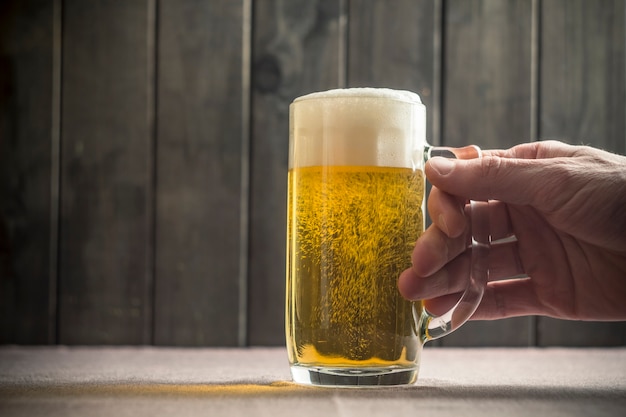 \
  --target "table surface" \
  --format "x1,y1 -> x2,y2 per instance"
1,346 -> 625,417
